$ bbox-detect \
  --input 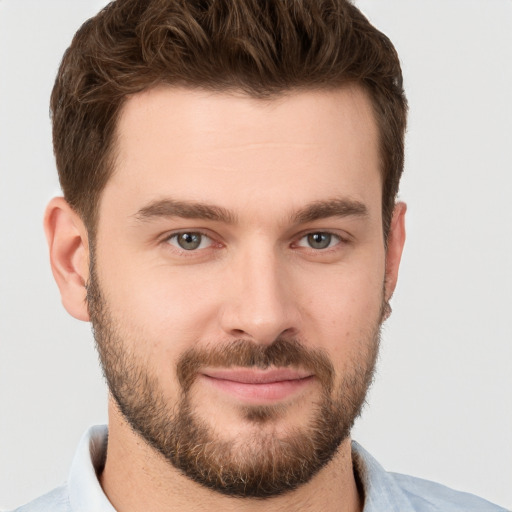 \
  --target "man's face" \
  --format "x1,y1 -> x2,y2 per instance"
88,86 -> 398,497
